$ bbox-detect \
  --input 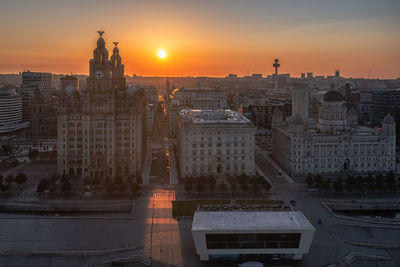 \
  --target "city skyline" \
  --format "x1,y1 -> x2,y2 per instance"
1,0 -> 400,78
